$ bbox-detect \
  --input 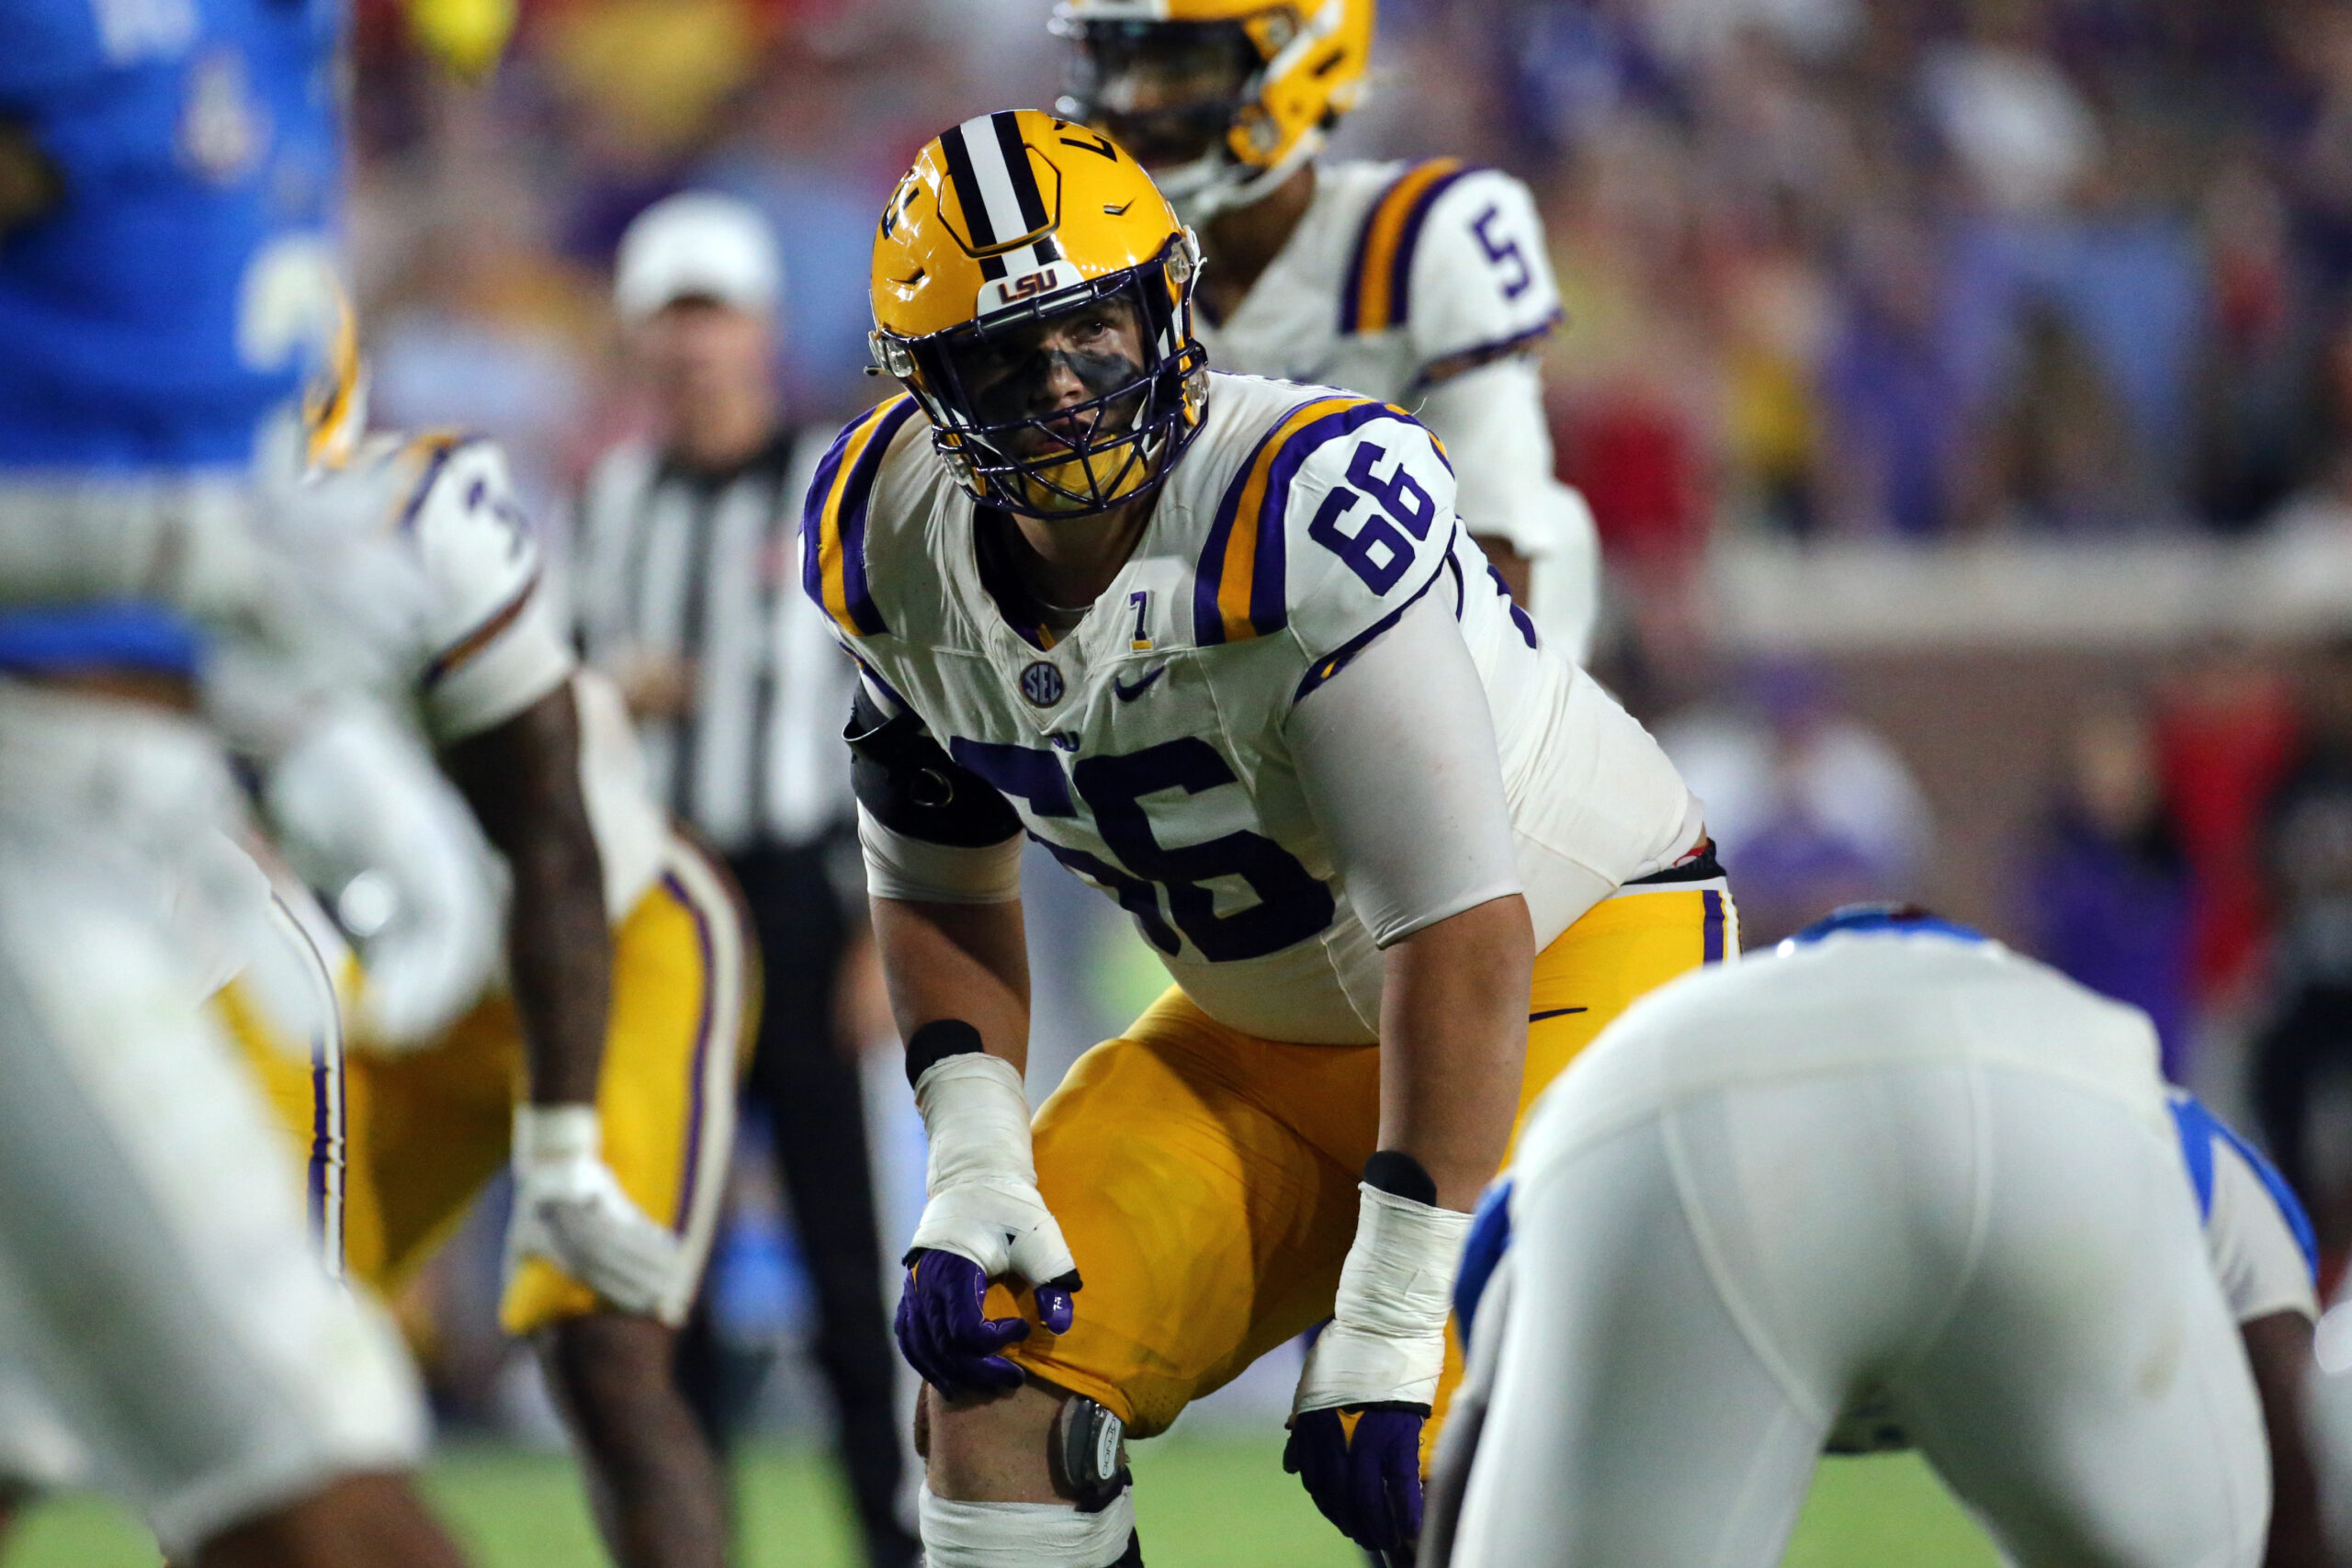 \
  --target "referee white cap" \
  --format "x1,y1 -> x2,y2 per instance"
615,191 -> 784,325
